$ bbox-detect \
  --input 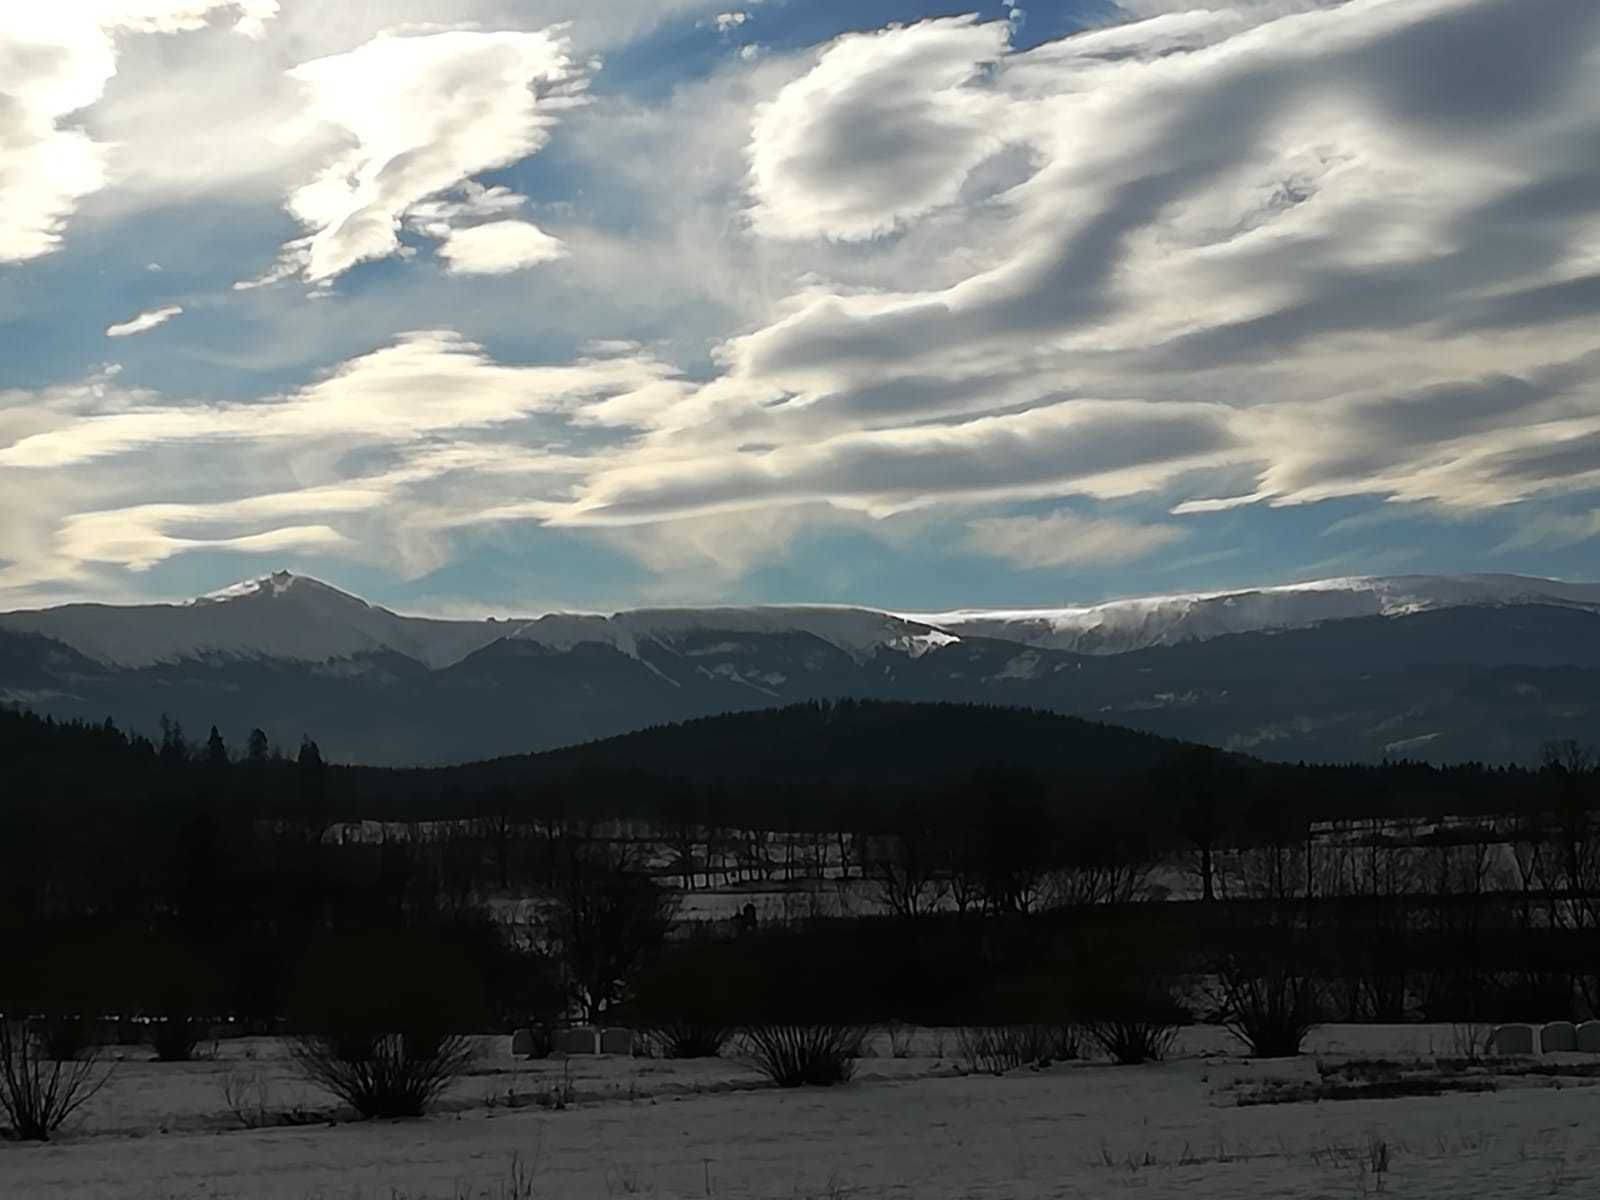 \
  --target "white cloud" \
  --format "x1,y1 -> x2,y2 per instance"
0,0 -> 281,262
437,219 -> 568,274
105,304 -> 183,337
0,3 -> 271,263
560,398 -> 1238,524
0,331 -> 686,588
964,510 -> 1187,569
407,182 -> 527,235
0,330 -> 682,468
230,0 -> 279,39
55,477 -> 387,569
1171,493 -> 1267,515
714,12 -> 748,33
747,16 -> 1010,241
261,28 -> 587,285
